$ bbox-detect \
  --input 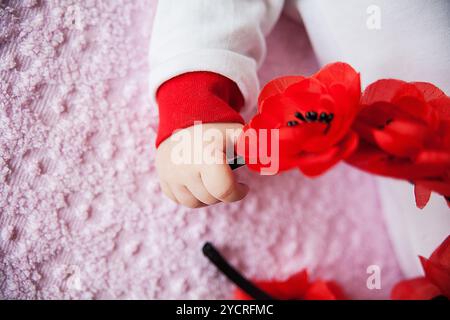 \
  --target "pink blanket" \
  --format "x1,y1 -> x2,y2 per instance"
0,1 -> 402,299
